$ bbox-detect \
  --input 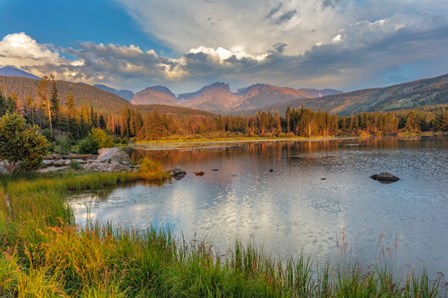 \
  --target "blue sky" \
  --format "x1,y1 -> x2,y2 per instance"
1,0 -> 448,93
0,0 -> 171,54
